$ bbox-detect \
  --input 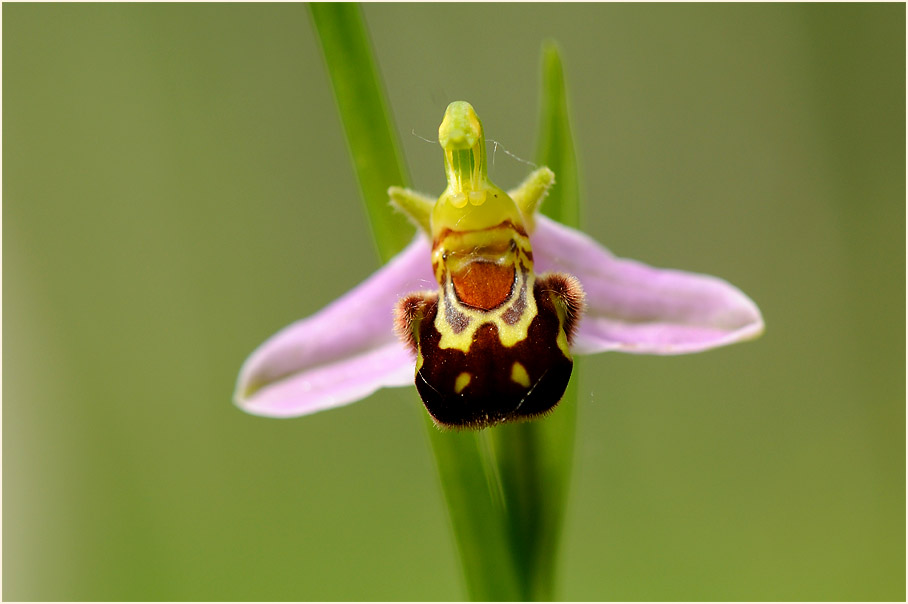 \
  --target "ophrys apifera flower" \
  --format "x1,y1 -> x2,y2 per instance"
235,101 -> 763,429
